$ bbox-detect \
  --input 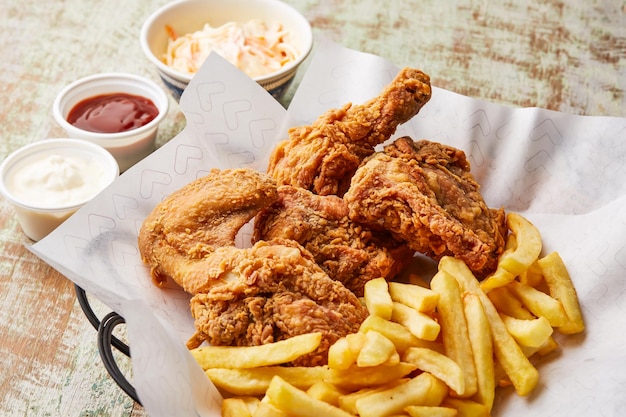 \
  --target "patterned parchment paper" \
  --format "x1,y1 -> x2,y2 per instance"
30,41 -> 626,417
